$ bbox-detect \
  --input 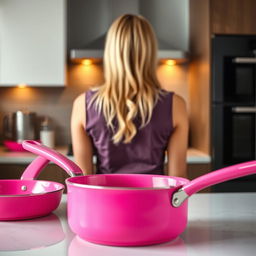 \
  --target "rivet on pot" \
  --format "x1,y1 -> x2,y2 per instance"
21,185 -> 27,191
174,198 -> 179,205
